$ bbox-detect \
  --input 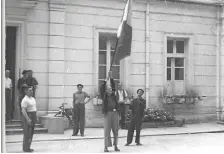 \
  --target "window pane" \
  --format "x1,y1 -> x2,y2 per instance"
175,68 -> 184,80
111,51 -> 119,65
98,80 -> 104,93
175,58 -> 184,67
167,68 -> 171,80
99,51 -> 106,64
99,35 -> 107,50
167,40 -> 173,53
167,57 -> 171,67
176,41 -> 184,53
99,66 -> 106,79
110,36 -> 117,50
111,66 -> 120,79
